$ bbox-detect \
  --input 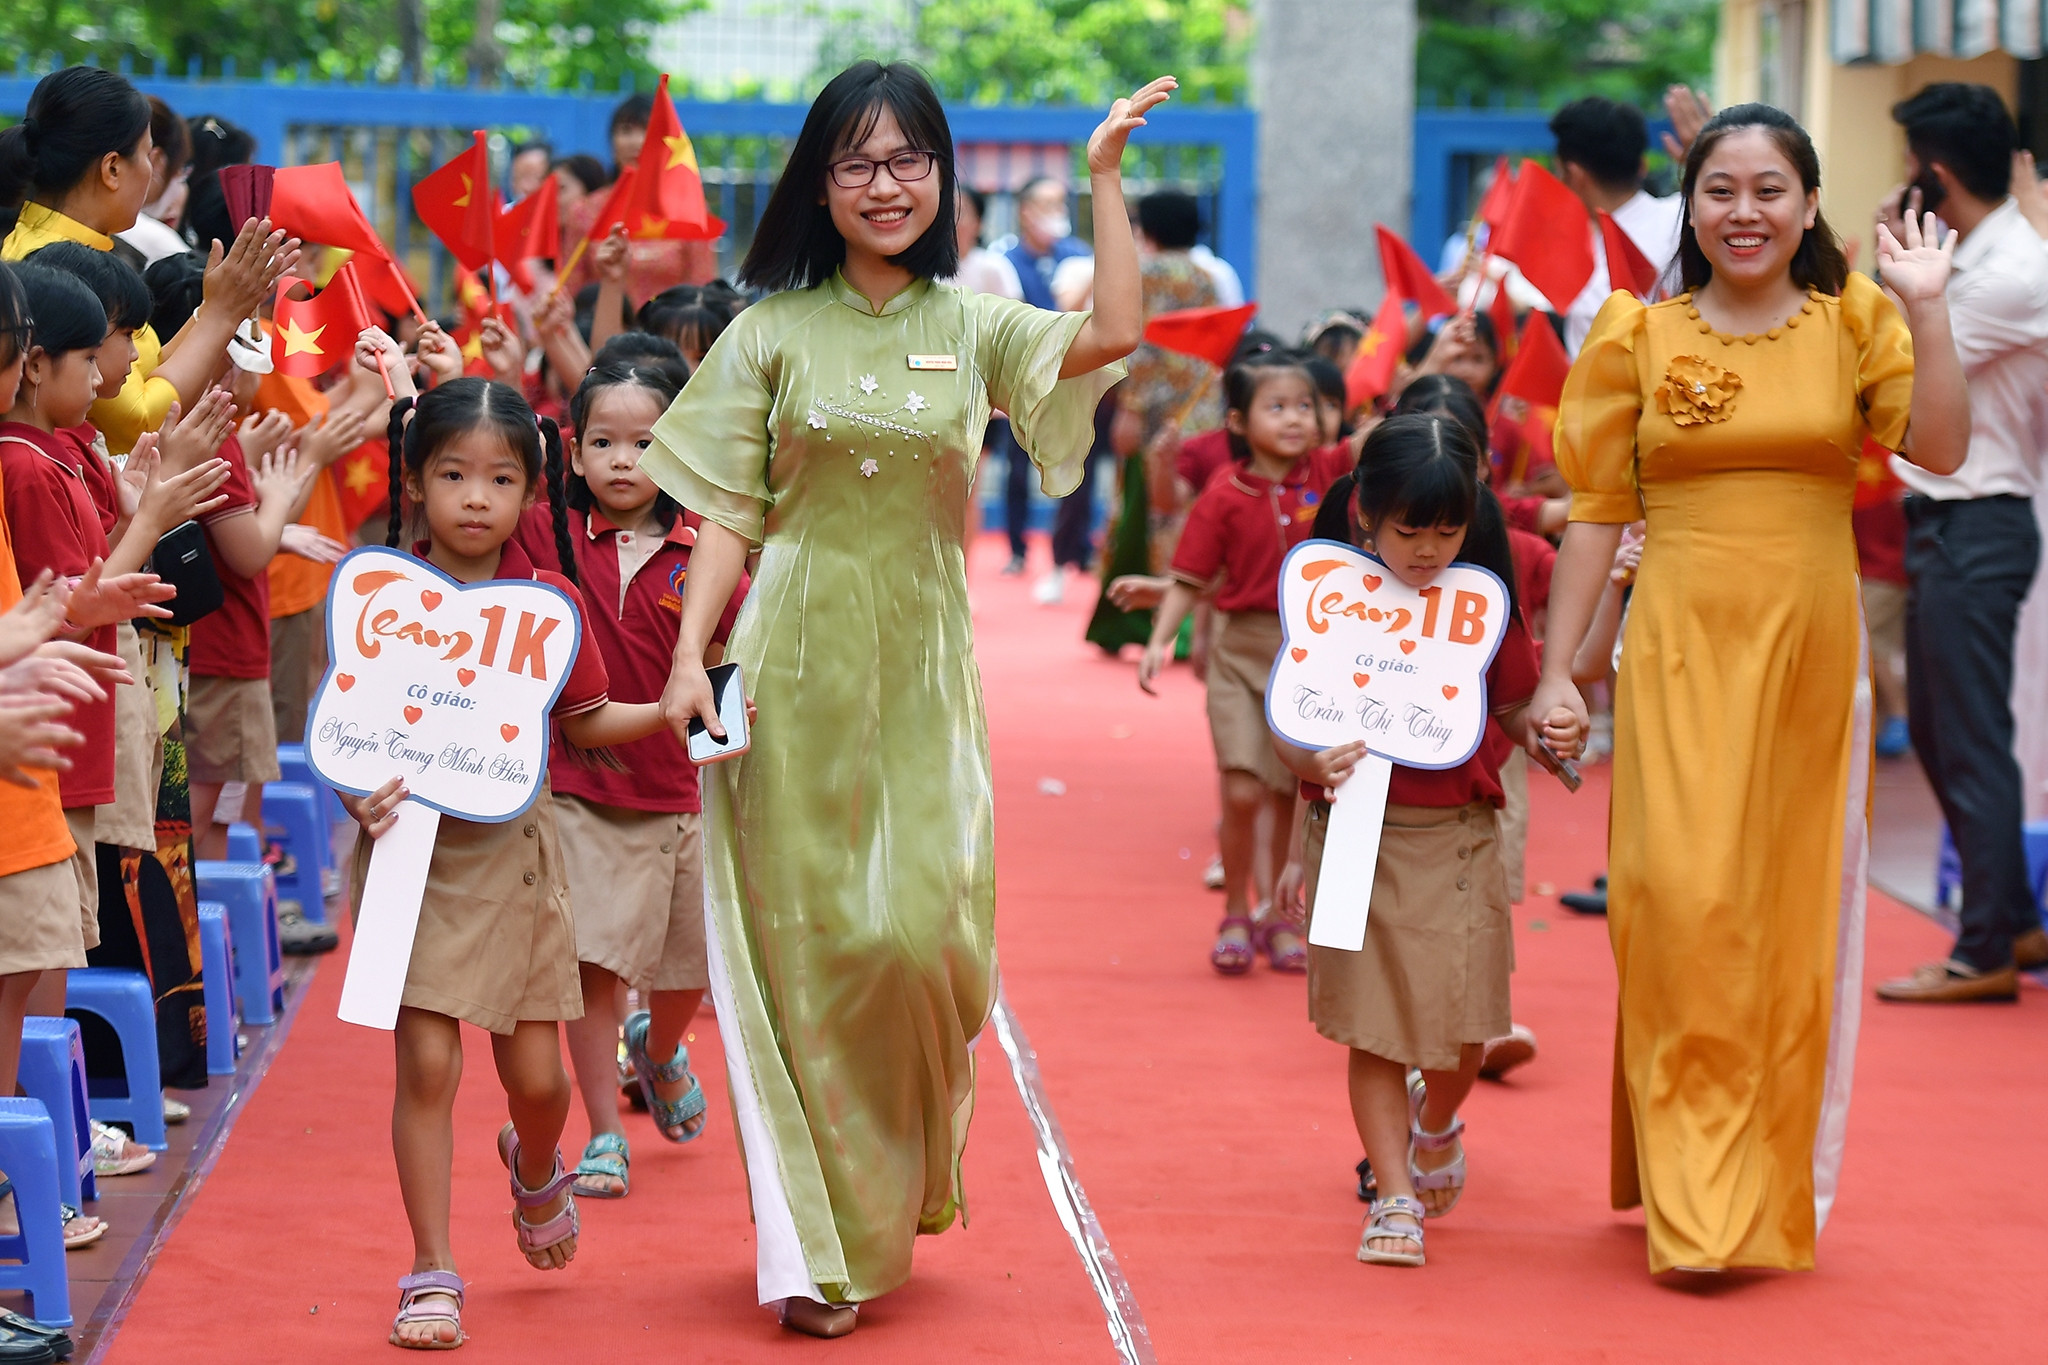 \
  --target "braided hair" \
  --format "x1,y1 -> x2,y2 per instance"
383,377 -> 565,570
